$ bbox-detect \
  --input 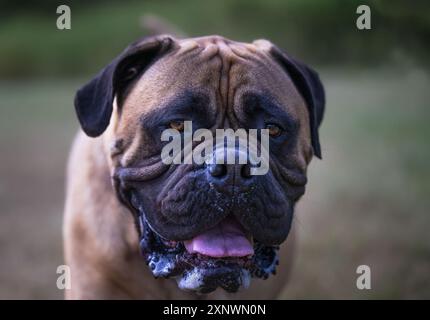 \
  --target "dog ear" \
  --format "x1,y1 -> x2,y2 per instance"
74,35 -> 174,137
269,45 -> 325,159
